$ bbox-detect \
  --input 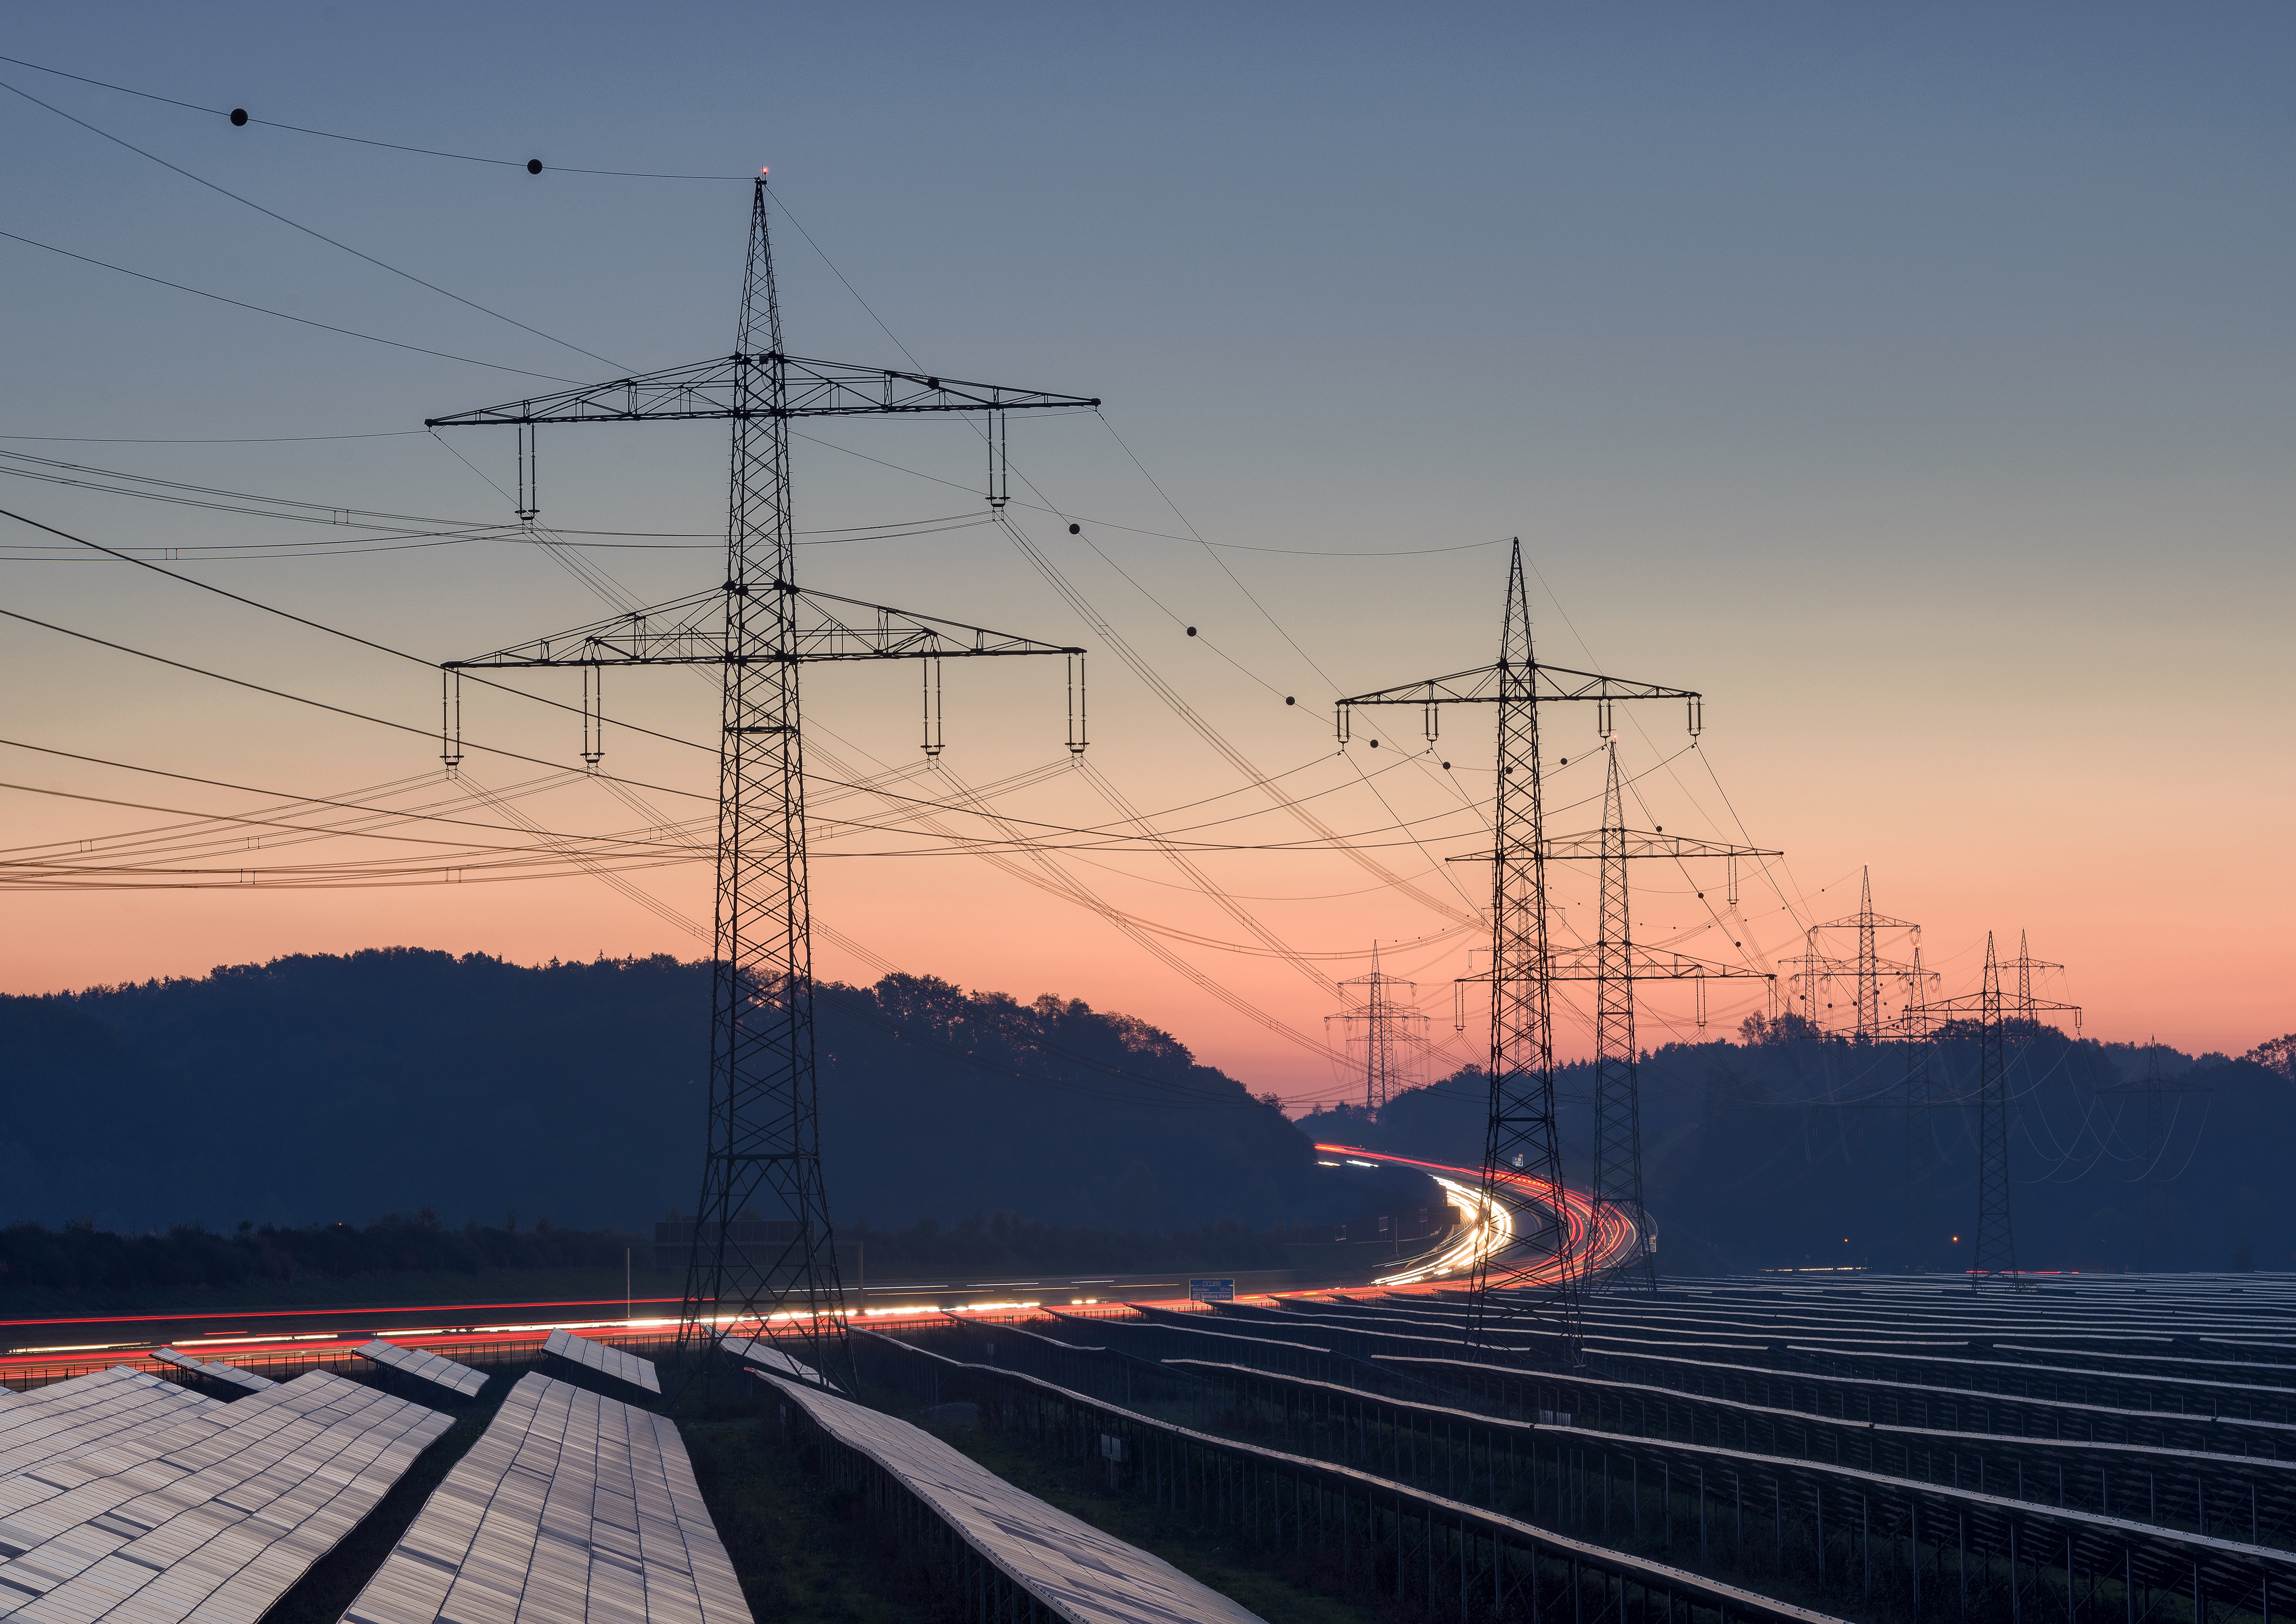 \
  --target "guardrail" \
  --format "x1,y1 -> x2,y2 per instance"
0,1324 -> 678,1395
